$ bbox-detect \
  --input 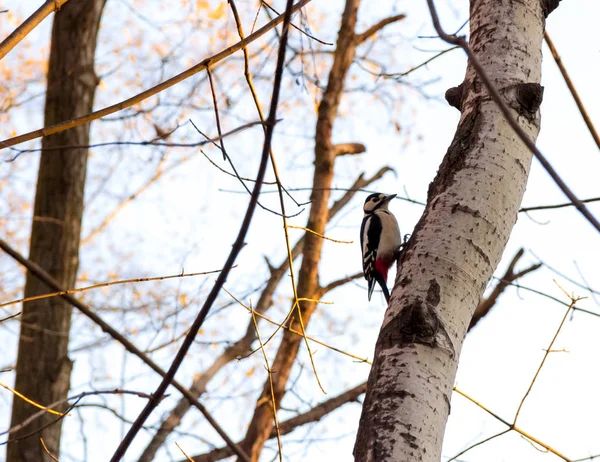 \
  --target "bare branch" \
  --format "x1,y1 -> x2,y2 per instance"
469,249 -> 541,330
519,196 -> 600,213
544,31 -> 600,154
0,0 -> 69,61
318,272 -> 363,297
355,14 -> 406,45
